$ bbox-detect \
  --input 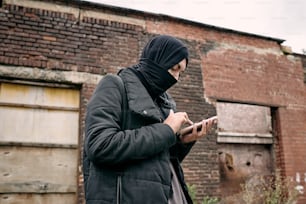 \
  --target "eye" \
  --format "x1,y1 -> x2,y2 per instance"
172,64 -> 180,71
